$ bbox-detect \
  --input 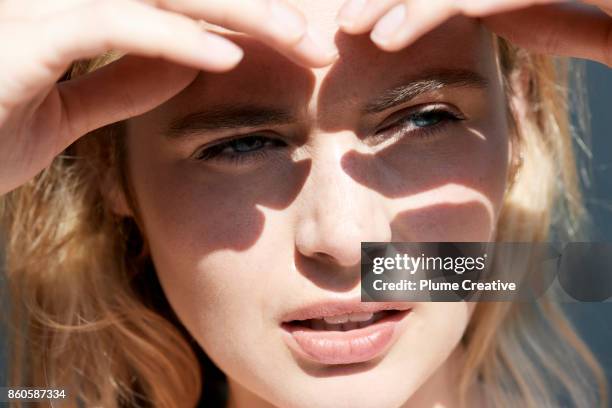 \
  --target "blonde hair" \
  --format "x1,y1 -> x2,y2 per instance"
1,36 -> 608,407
